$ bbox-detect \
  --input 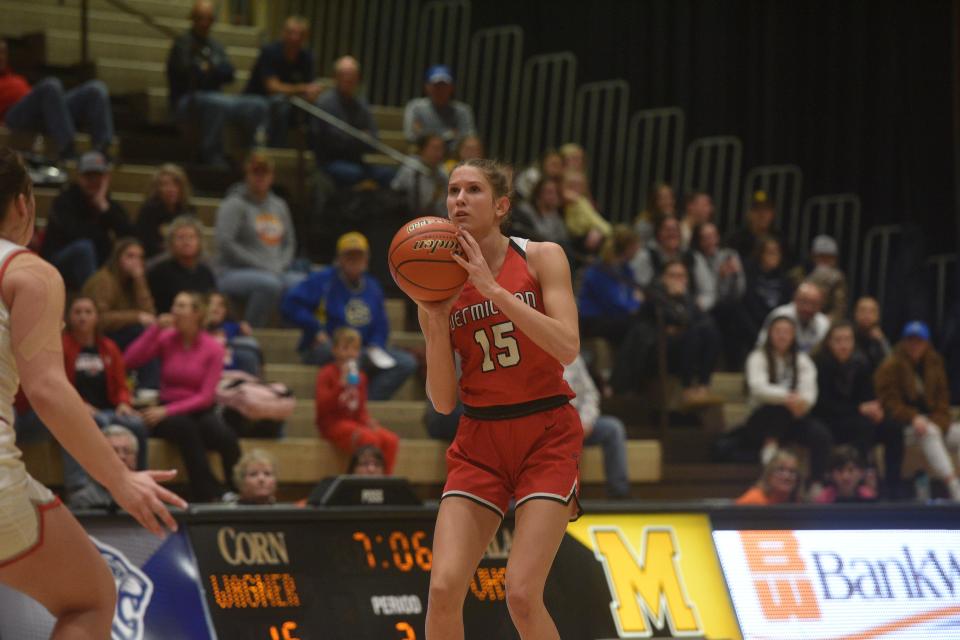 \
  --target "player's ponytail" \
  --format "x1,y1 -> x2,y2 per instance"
0,147 -> 31,223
